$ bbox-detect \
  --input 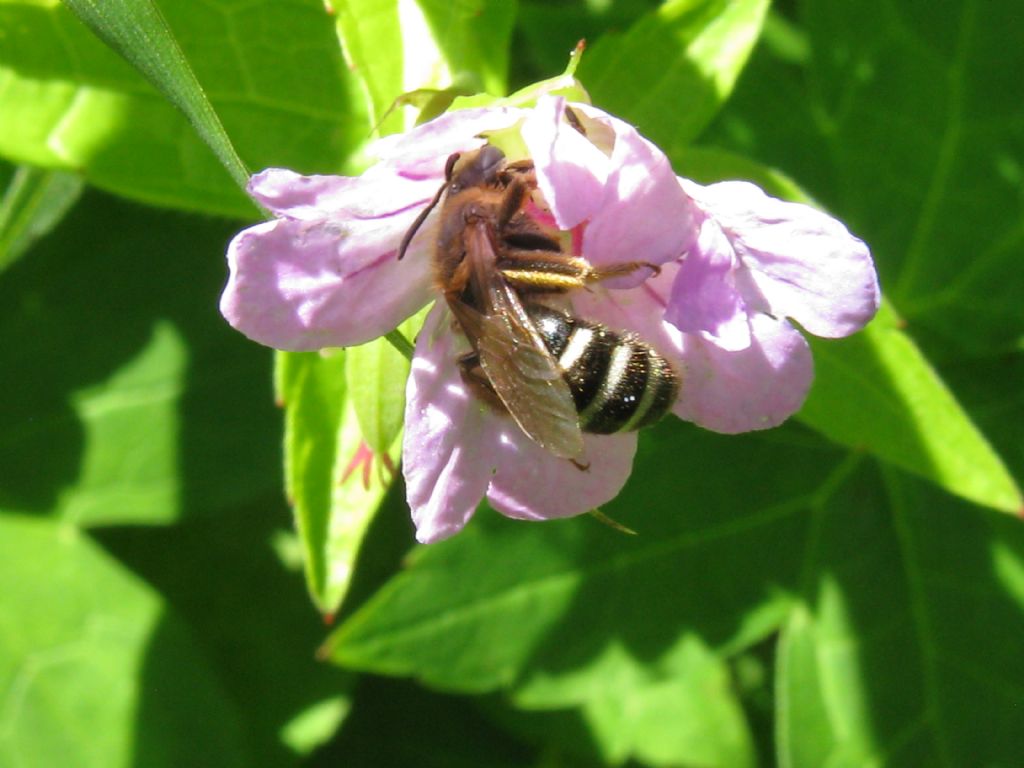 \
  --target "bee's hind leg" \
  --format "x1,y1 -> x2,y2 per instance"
585,260 -> 662,283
